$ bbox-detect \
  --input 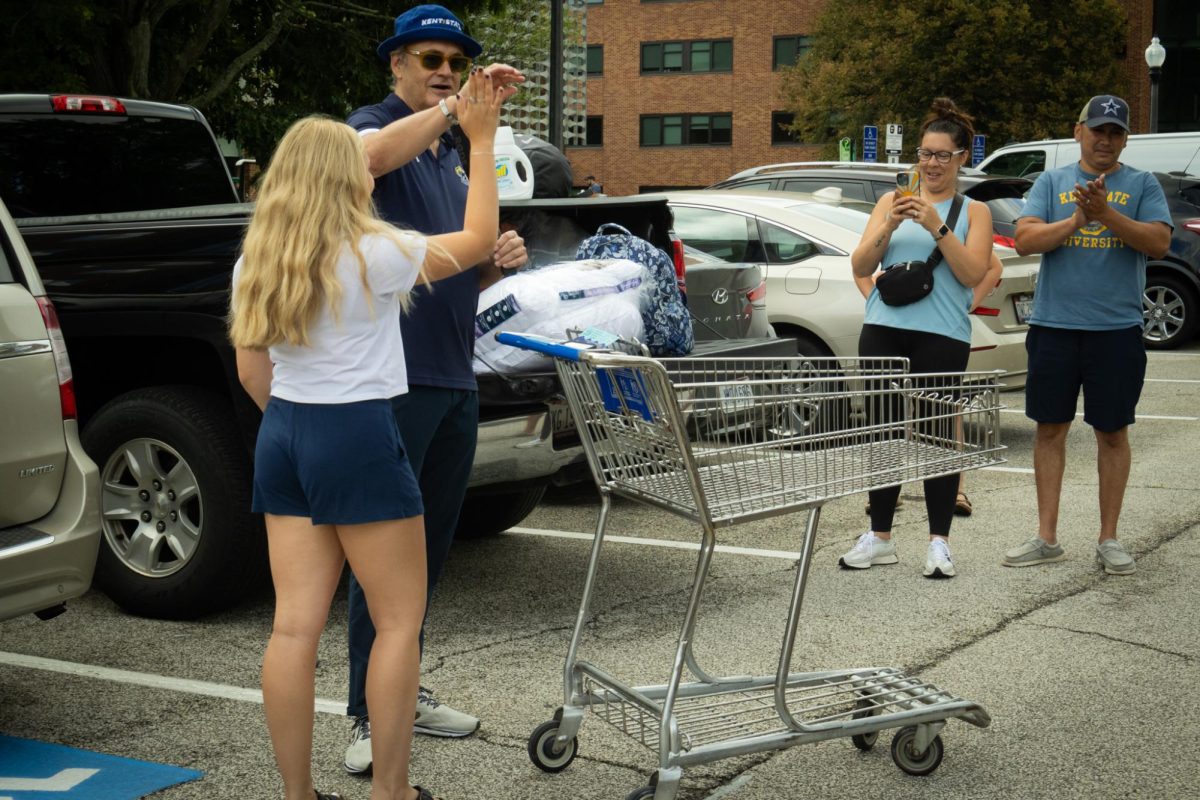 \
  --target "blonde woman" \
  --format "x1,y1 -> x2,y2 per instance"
229,70 -> 503,800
